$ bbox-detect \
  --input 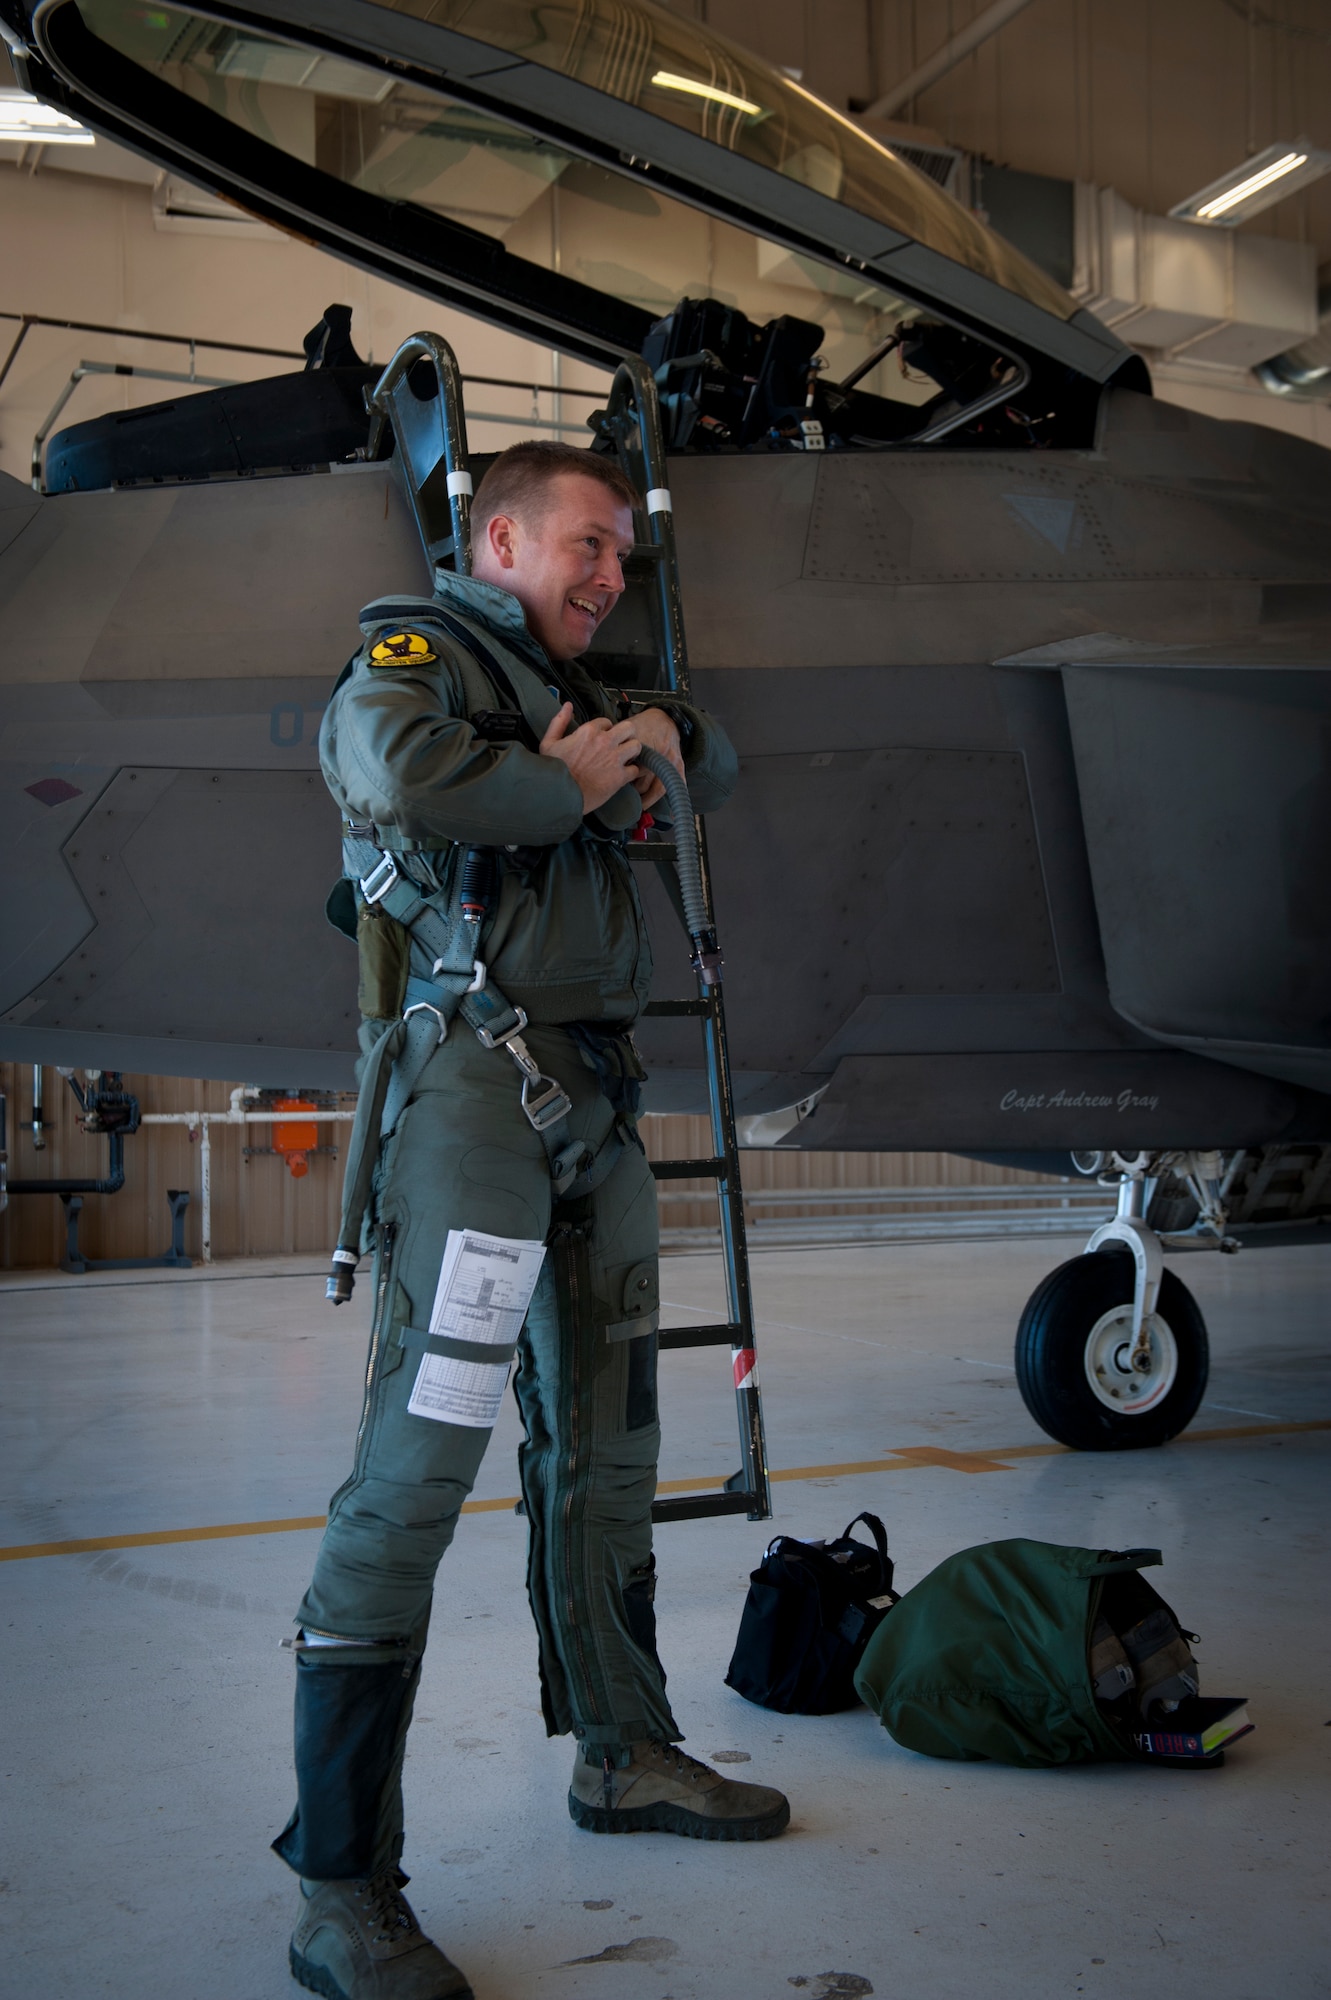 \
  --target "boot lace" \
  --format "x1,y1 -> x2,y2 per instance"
646,1742 -> 710,1786
355,1871 -> 420,1946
